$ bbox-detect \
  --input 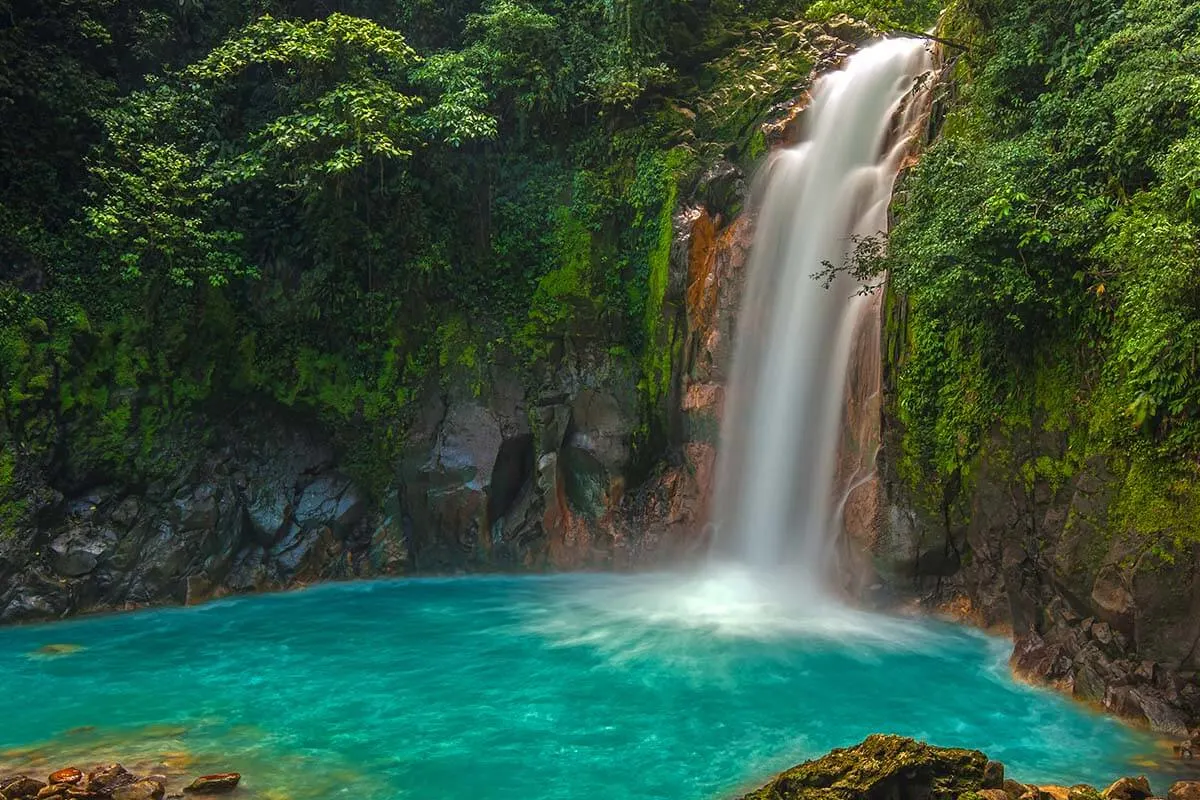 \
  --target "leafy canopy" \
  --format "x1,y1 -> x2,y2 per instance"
85,13 -> 496,288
